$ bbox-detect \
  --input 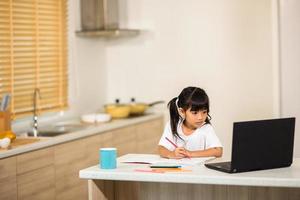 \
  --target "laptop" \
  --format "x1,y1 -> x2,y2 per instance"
205,117 -> 296,173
